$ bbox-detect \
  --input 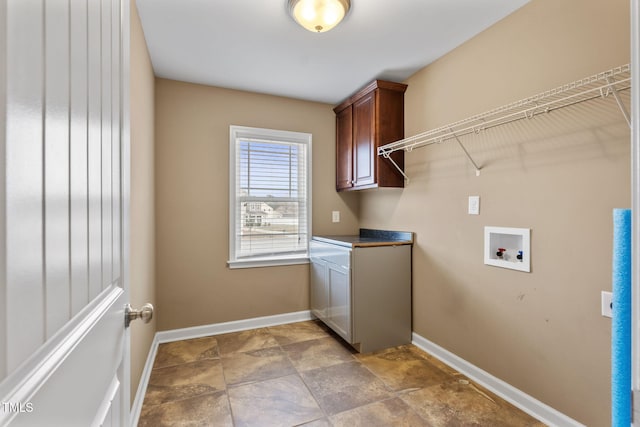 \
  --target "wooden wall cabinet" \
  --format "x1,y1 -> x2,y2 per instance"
334,80 -> 408,191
